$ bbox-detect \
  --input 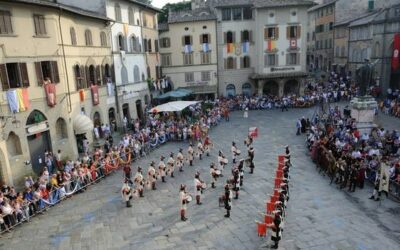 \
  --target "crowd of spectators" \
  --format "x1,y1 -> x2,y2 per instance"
379,89 -> 400,118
